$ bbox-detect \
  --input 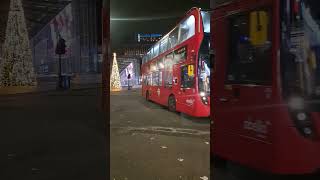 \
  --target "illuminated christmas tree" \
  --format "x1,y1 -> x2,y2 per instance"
110,53 -> 121,91
0,0 -> 36,86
